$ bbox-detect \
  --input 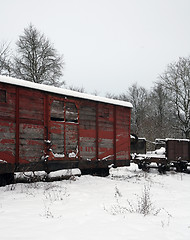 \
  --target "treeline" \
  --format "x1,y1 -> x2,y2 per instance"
107,56 -> 190,142
0,25 -> 189,142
